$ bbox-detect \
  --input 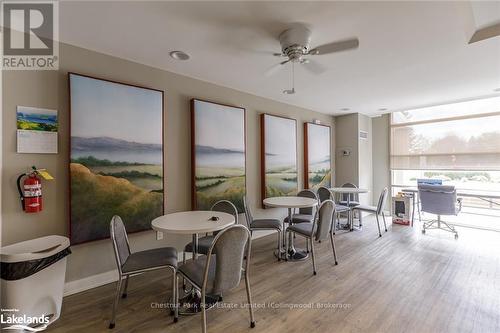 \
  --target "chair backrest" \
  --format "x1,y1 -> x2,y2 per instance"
242,196 -> 253,228
110,215 -> 131,272
313,200 -> 335,241
418,184 -> 458,215
317,186 -> 332,203
297,189 -> 318,215
341,182 -> 359,202
204,224 -> 251,295
211,200 -> 239,225
376,188 -> 389,215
